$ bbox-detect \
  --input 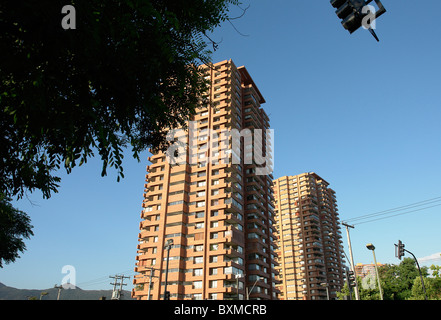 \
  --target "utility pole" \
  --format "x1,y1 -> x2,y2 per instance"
119,275 -> 130,300
163,239 -> 174,300
342,222 -> 360,300
344,267 -> 352,300
147,267 -> 155,301
54,284 -> 64,300
110,274 -> 130,300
